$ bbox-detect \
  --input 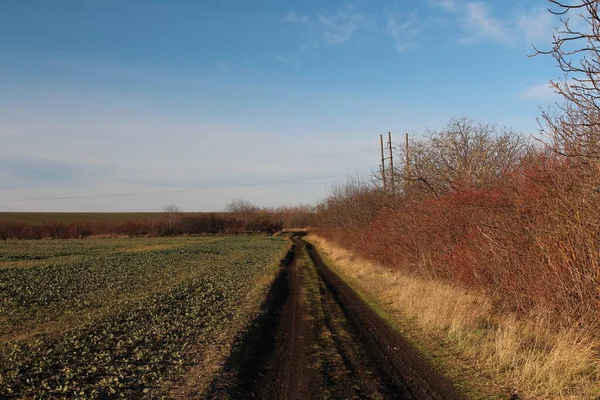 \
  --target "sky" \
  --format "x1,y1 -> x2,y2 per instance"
0,0 -> 568,212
